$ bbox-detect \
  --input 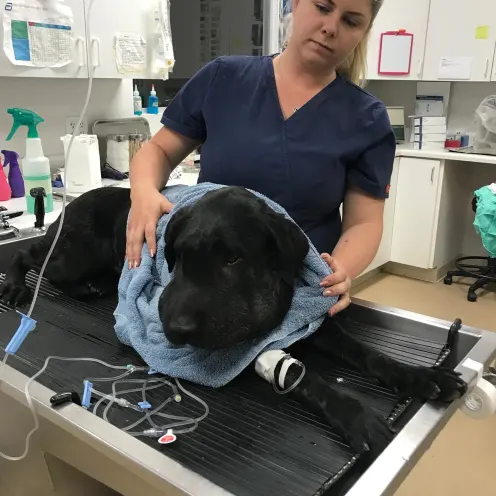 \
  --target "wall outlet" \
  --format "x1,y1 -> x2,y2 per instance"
65,115 -> 88,136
